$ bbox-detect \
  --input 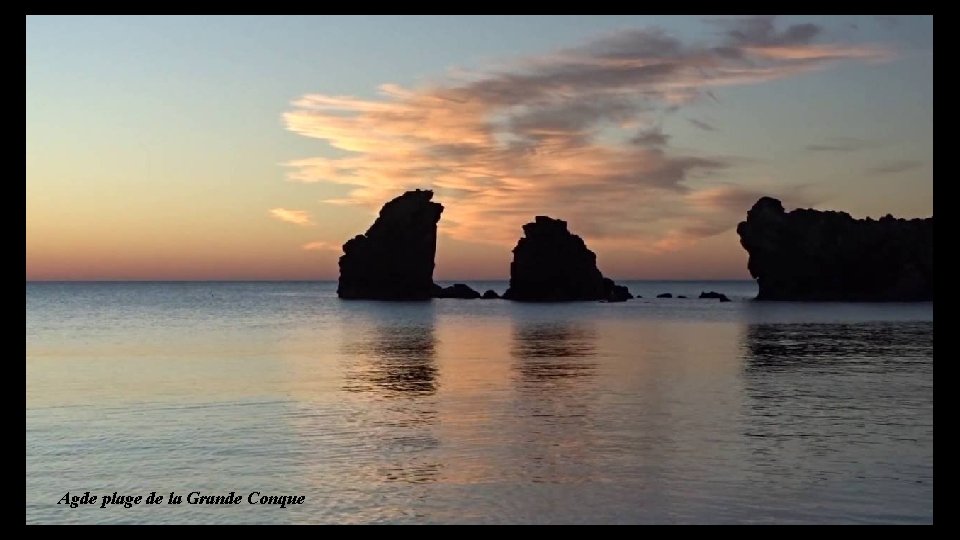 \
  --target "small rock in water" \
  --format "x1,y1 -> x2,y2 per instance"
435,283 -> 481,299
699,291 -> 731,302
